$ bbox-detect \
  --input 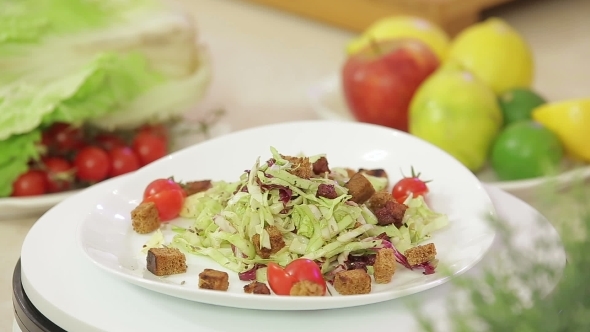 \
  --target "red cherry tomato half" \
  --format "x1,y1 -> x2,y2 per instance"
109,147 -> 141,178
143,189 -> 185,221
391,168 -> 430,204
12,170 -> 48,197
132,133 -> 167,166
266,262 -> 296,296
267,259 -> 327,296
74,146 -> 111,182
143,178 -> 184,200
